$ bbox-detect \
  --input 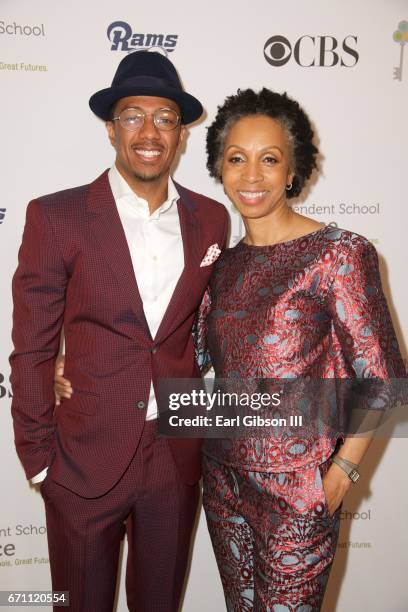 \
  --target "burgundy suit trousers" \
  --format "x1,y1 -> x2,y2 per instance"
41,421 -> 199,612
